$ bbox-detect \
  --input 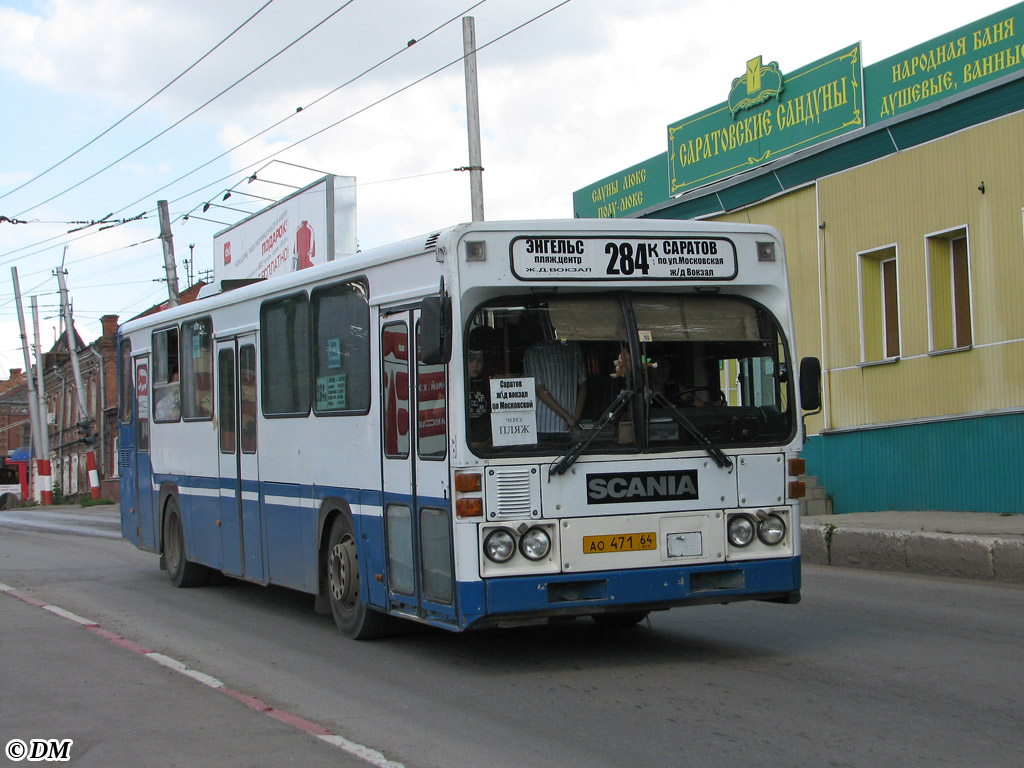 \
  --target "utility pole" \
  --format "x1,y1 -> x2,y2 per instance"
30,295 -> 50,463
55,267 -> 101,499
463,16 -> 485,222
186,243 -> 195,287
10,267 -> 51,503
30,295 -> 53,504
158,200 -> 181,306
